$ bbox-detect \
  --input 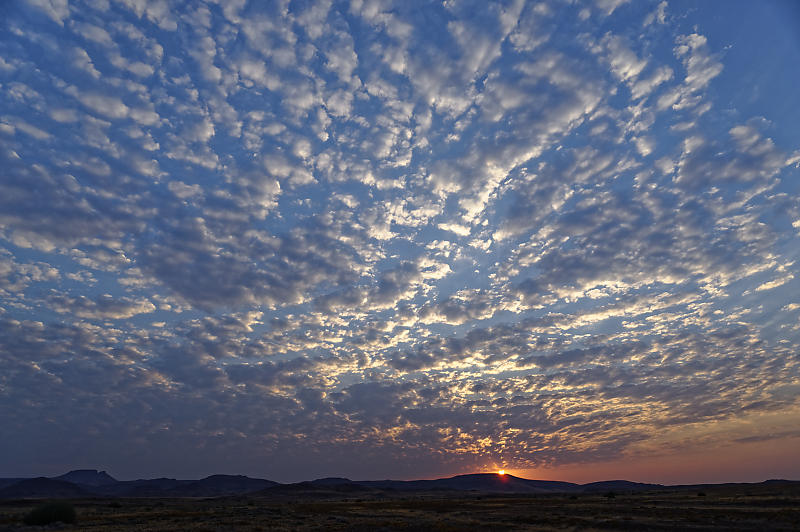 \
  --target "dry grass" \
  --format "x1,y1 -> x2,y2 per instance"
1,483 -> 799,531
